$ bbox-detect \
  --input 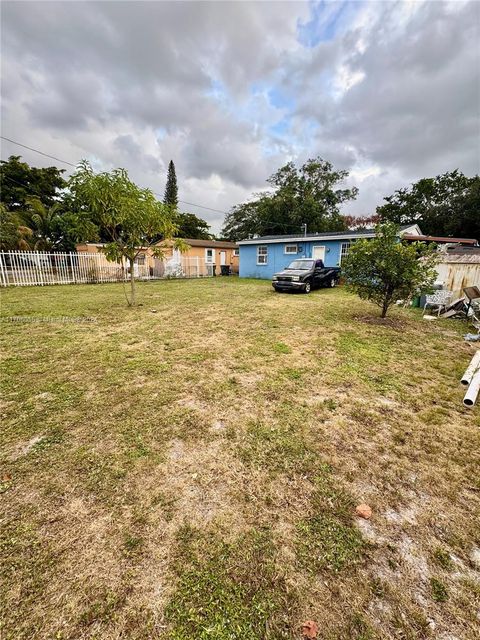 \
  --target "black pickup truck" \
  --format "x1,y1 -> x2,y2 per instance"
272,258 -> 341,294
